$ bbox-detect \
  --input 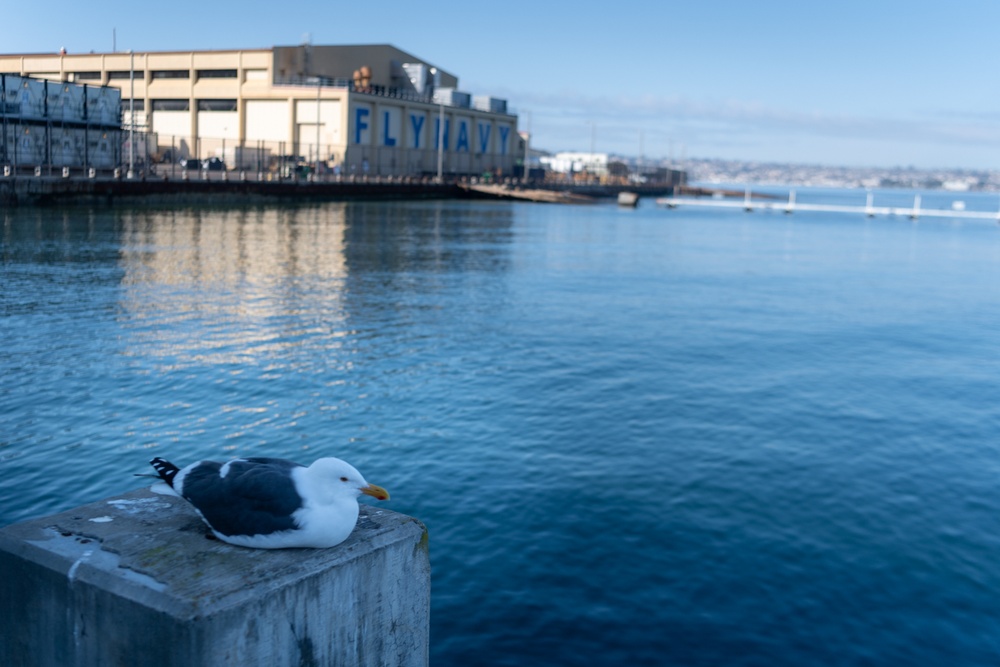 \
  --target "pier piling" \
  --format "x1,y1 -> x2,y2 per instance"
0,488 -> 430,667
